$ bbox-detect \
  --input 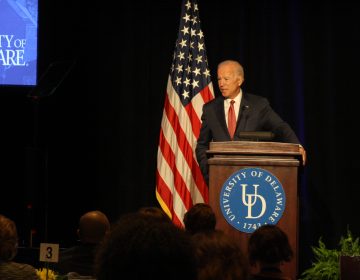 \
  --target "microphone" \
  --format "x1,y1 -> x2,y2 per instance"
238,131 -> 275,141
